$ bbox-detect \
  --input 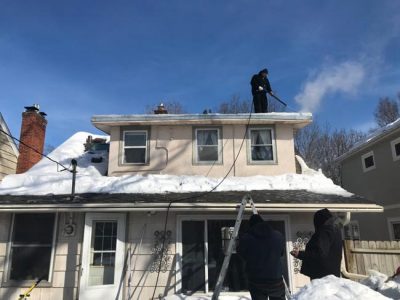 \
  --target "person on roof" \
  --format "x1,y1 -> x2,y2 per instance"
250,68 -> 273,113
238,214 -> 286,300
290,208 -> 343,280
